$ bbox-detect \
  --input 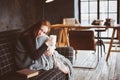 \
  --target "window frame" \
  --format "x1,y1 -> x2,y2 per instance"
78,0 -> 119,39
78,0 -> 119,24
